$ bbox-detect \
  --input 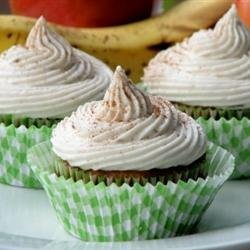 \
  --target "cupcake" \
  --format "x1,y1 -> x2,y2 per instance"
0,17 -> 112,188
143,5 -> 249,178
28,66 -> 234,241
